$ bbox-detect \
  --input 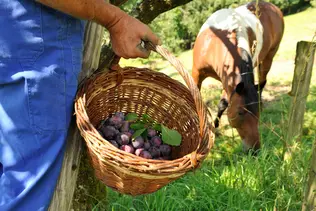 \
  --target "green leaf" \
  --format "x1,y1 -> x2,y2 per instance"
130,123 -> 145,130
139,119 -> 146,124
125,113 -> 139,121
161,125 -> 182,146
153,123 -> 162,132
141,128 -> 148,139
132,128 -> 146,139
142,114 -> 153,123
